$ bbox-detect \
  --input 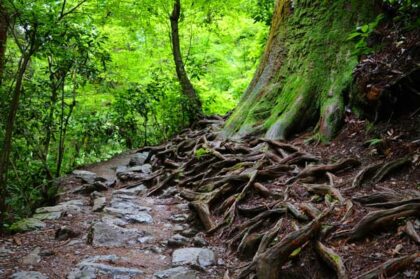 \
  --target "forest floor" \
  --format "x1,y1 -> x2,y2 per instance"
0,114 -> 419,279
